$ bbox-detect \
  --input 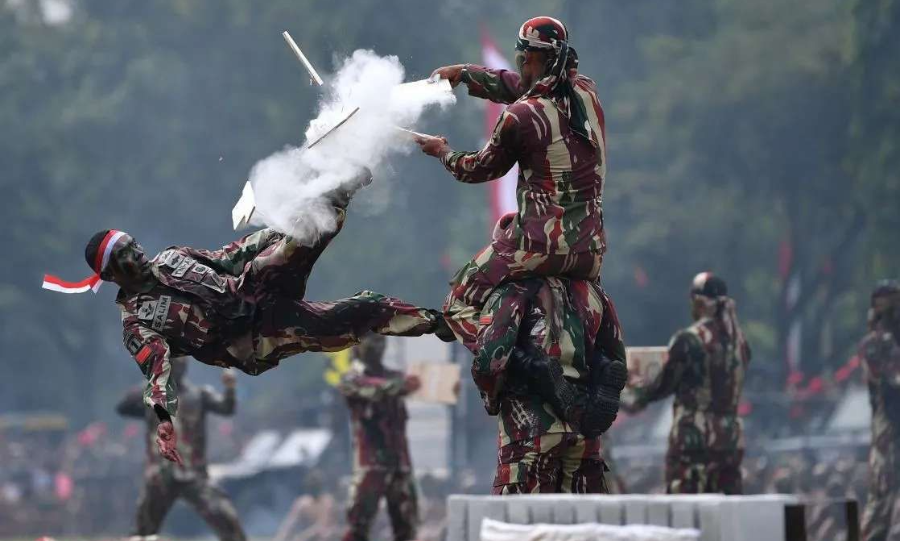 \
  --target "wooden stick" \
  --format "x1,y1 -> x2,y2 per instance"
282,31 -> 324,86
